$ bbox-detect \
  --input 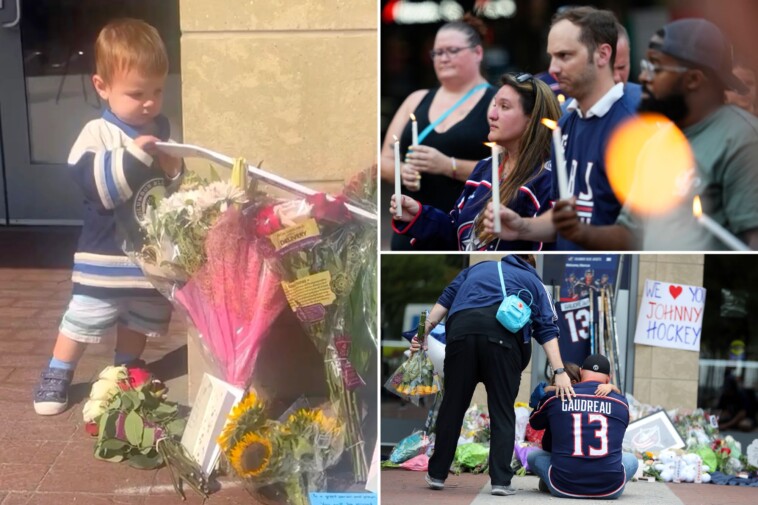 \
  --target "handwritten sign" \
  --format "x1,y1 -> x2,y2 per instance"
633,279 -> 706,352
309,492 -> 377,505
